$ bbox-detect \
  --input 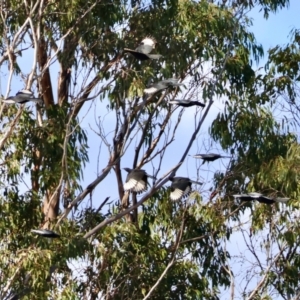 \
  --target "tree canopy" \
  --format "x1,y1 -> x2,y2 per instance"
1,0 -> 300,299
